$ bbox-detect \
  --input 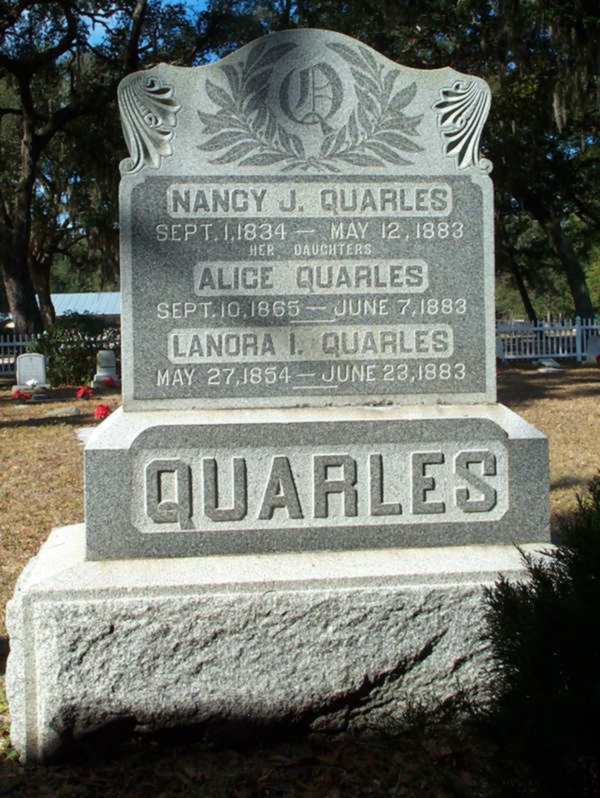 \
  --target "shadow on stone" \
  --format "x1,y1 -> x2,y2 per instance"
42,696 -> 472,766
46,716 -> 315,765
